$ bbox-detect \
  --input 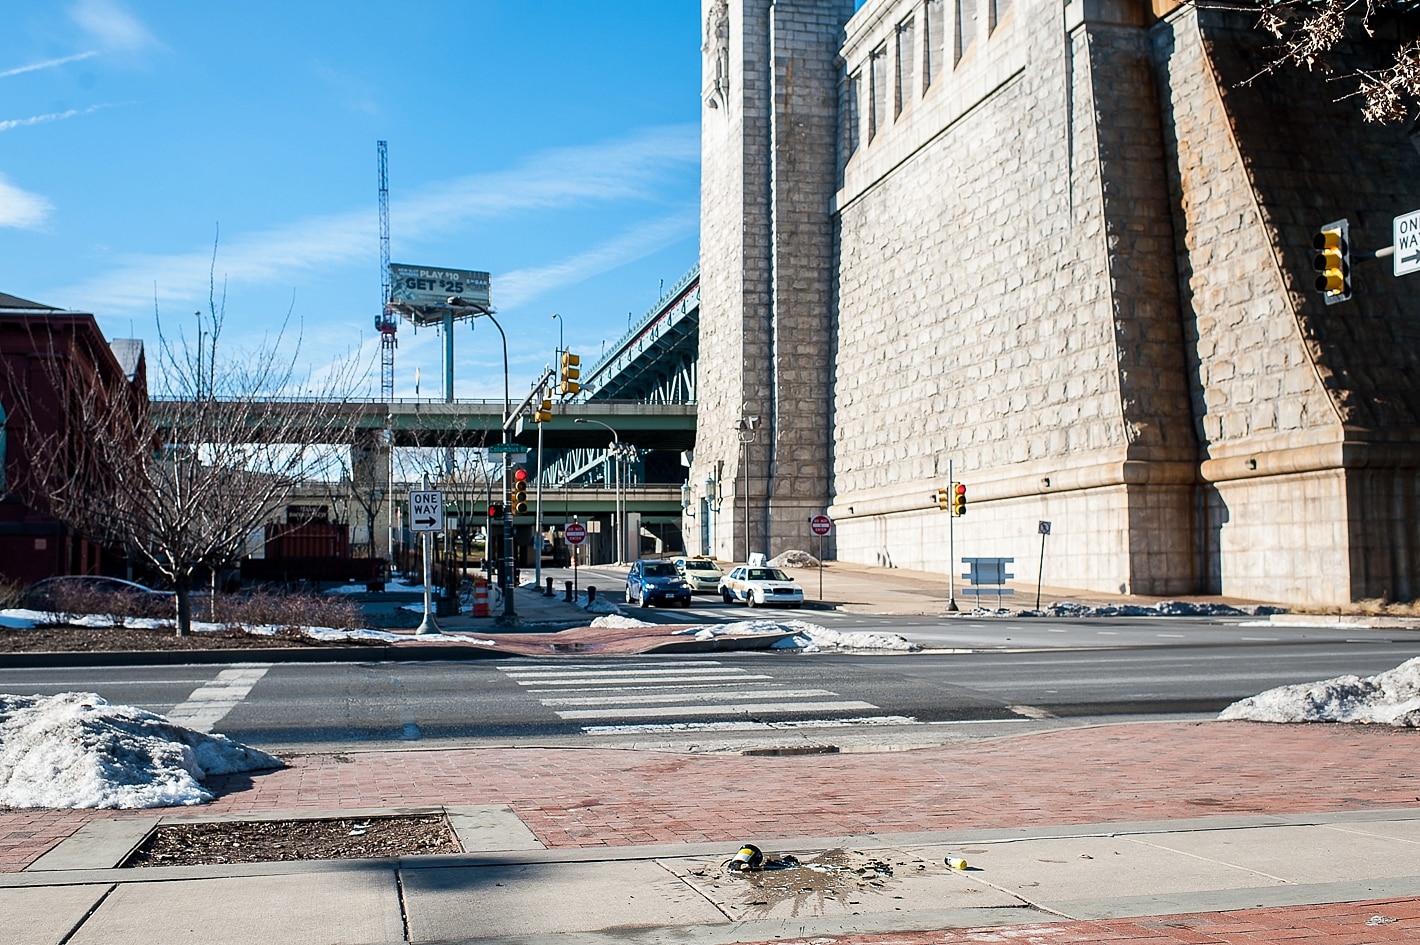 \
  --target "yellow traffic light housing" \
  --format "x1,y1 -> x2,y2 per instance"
534,397 -> 553,423
936,487 -> 950,510
511,467 -> 529,514
559,351 -> 581,396
952,482 -> 966,517
1312,219 -> 1351,304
